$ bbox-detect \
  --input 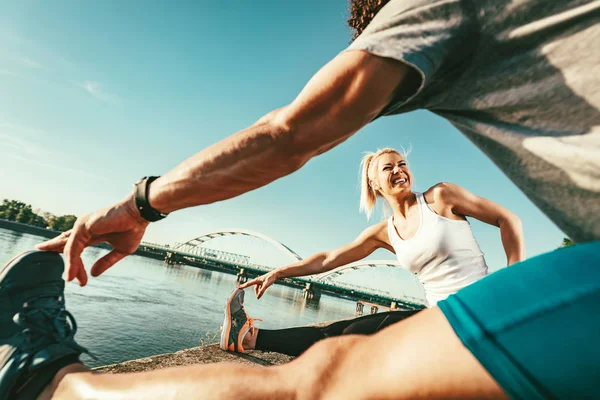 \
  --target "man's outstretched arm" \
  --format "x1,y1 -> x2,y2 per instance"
149,51 -> 411,212
38,50 -> 414,285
